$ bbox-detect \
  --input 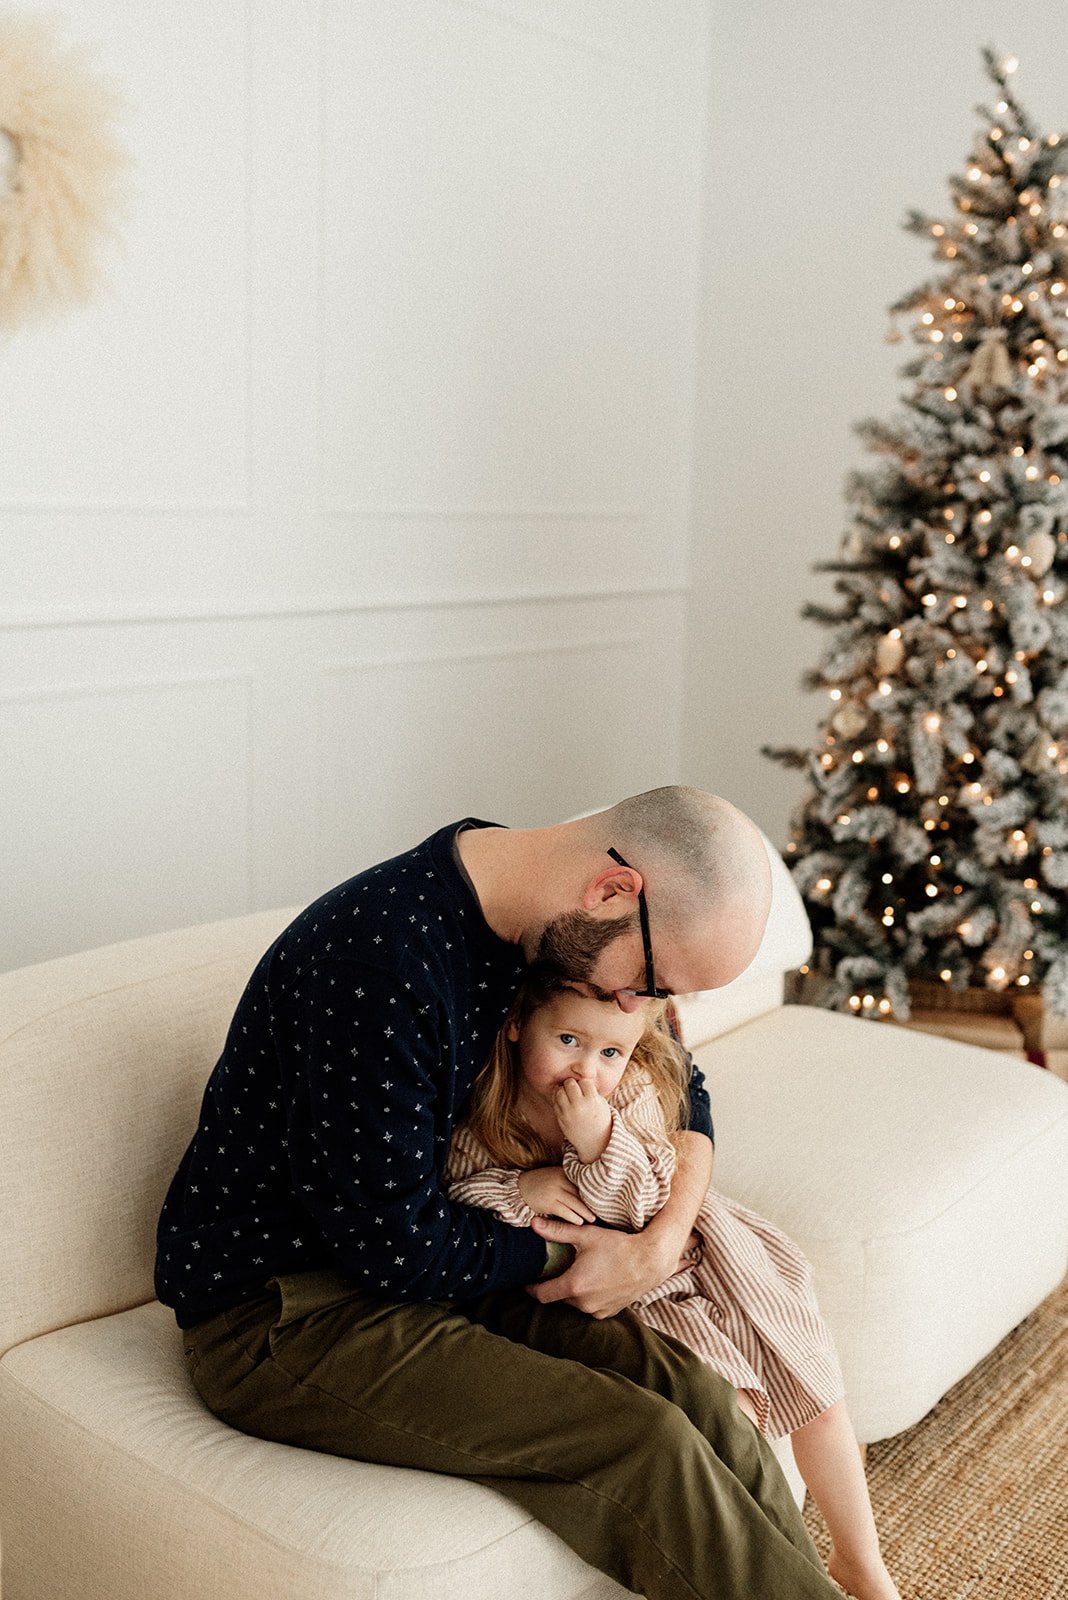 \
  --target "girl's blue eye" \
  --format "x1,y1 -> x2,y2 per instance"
559,1033 -> 576,1045
602,1047 -> 620,1059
